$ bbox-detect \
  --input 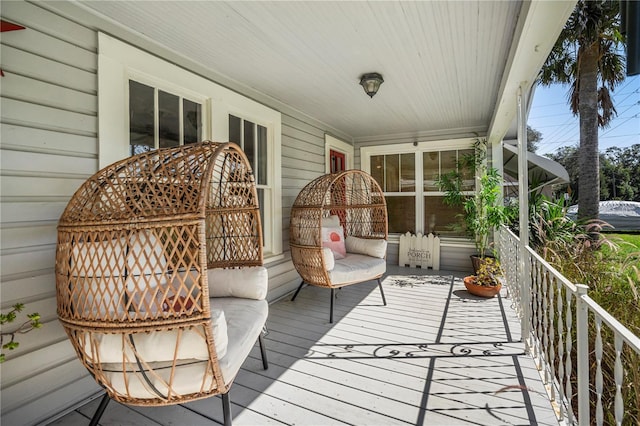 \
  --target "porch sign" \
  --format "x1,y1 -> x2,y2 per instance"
399,232 -> 440,270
